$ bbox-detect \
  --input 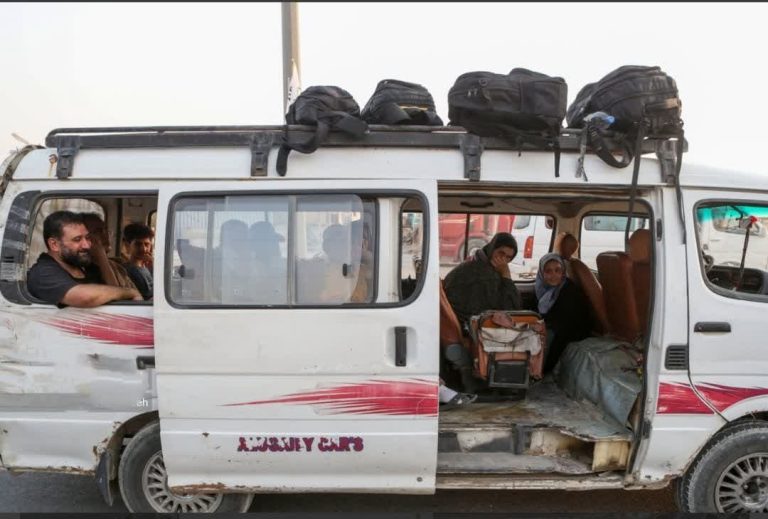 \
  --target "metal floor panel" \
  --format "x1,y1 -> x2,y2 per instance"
439,378 -> 632,442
